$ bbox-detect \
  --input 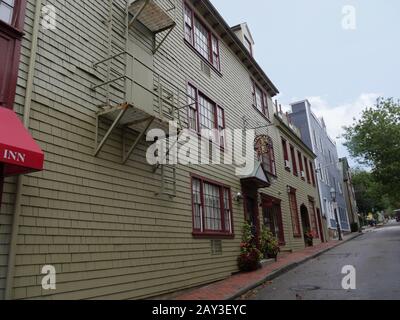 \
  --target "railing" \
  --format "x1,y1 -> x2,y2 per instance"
92,51 -> 193,128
